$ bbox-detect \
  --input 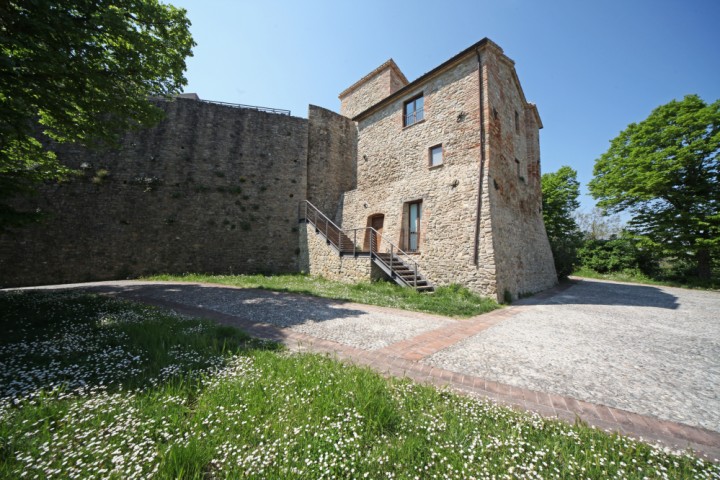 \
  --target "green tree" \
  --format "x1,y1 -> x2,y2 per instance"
0,0 -> 195,229
578,232 -> 660,276
589,95 -> 720,280
541,166 -> 583,279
